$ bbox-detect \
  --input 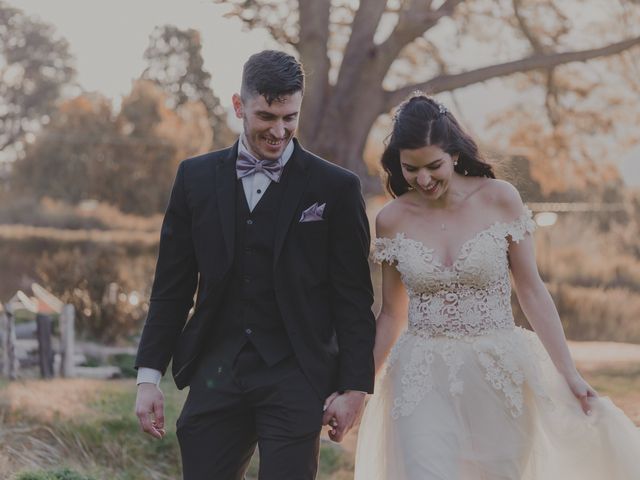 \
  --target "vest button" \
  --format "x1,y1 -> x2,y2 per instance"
246,219 -> 253,225
245,328 -> 252,335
